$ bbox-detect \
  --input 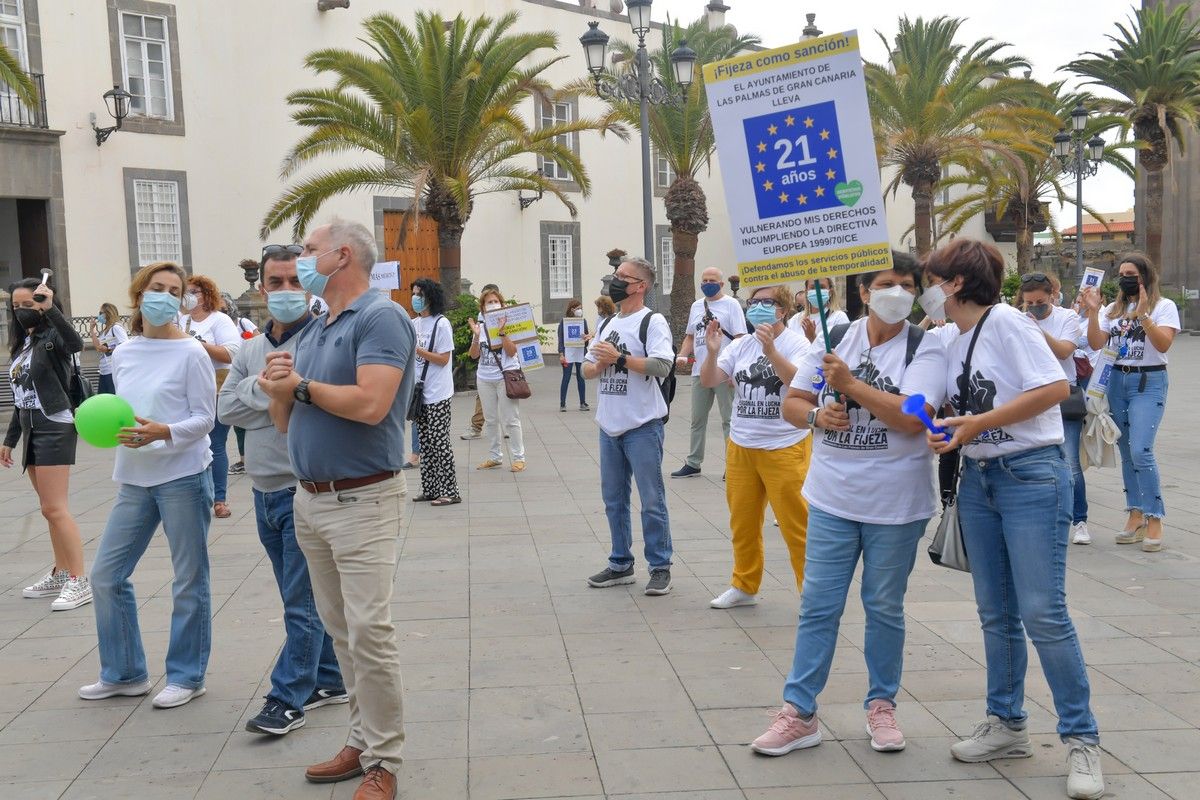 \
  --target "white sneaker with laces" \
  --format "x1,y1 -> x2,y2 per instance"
709,587 -> 757,609
1065,738 -> 1105,799
1071,522 -> 1092,545
23,568 -> 69,598
153,684 -> 206,709
950,715 -> 1031,762
78,679 -> 152,700
51,576 -> 92,611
